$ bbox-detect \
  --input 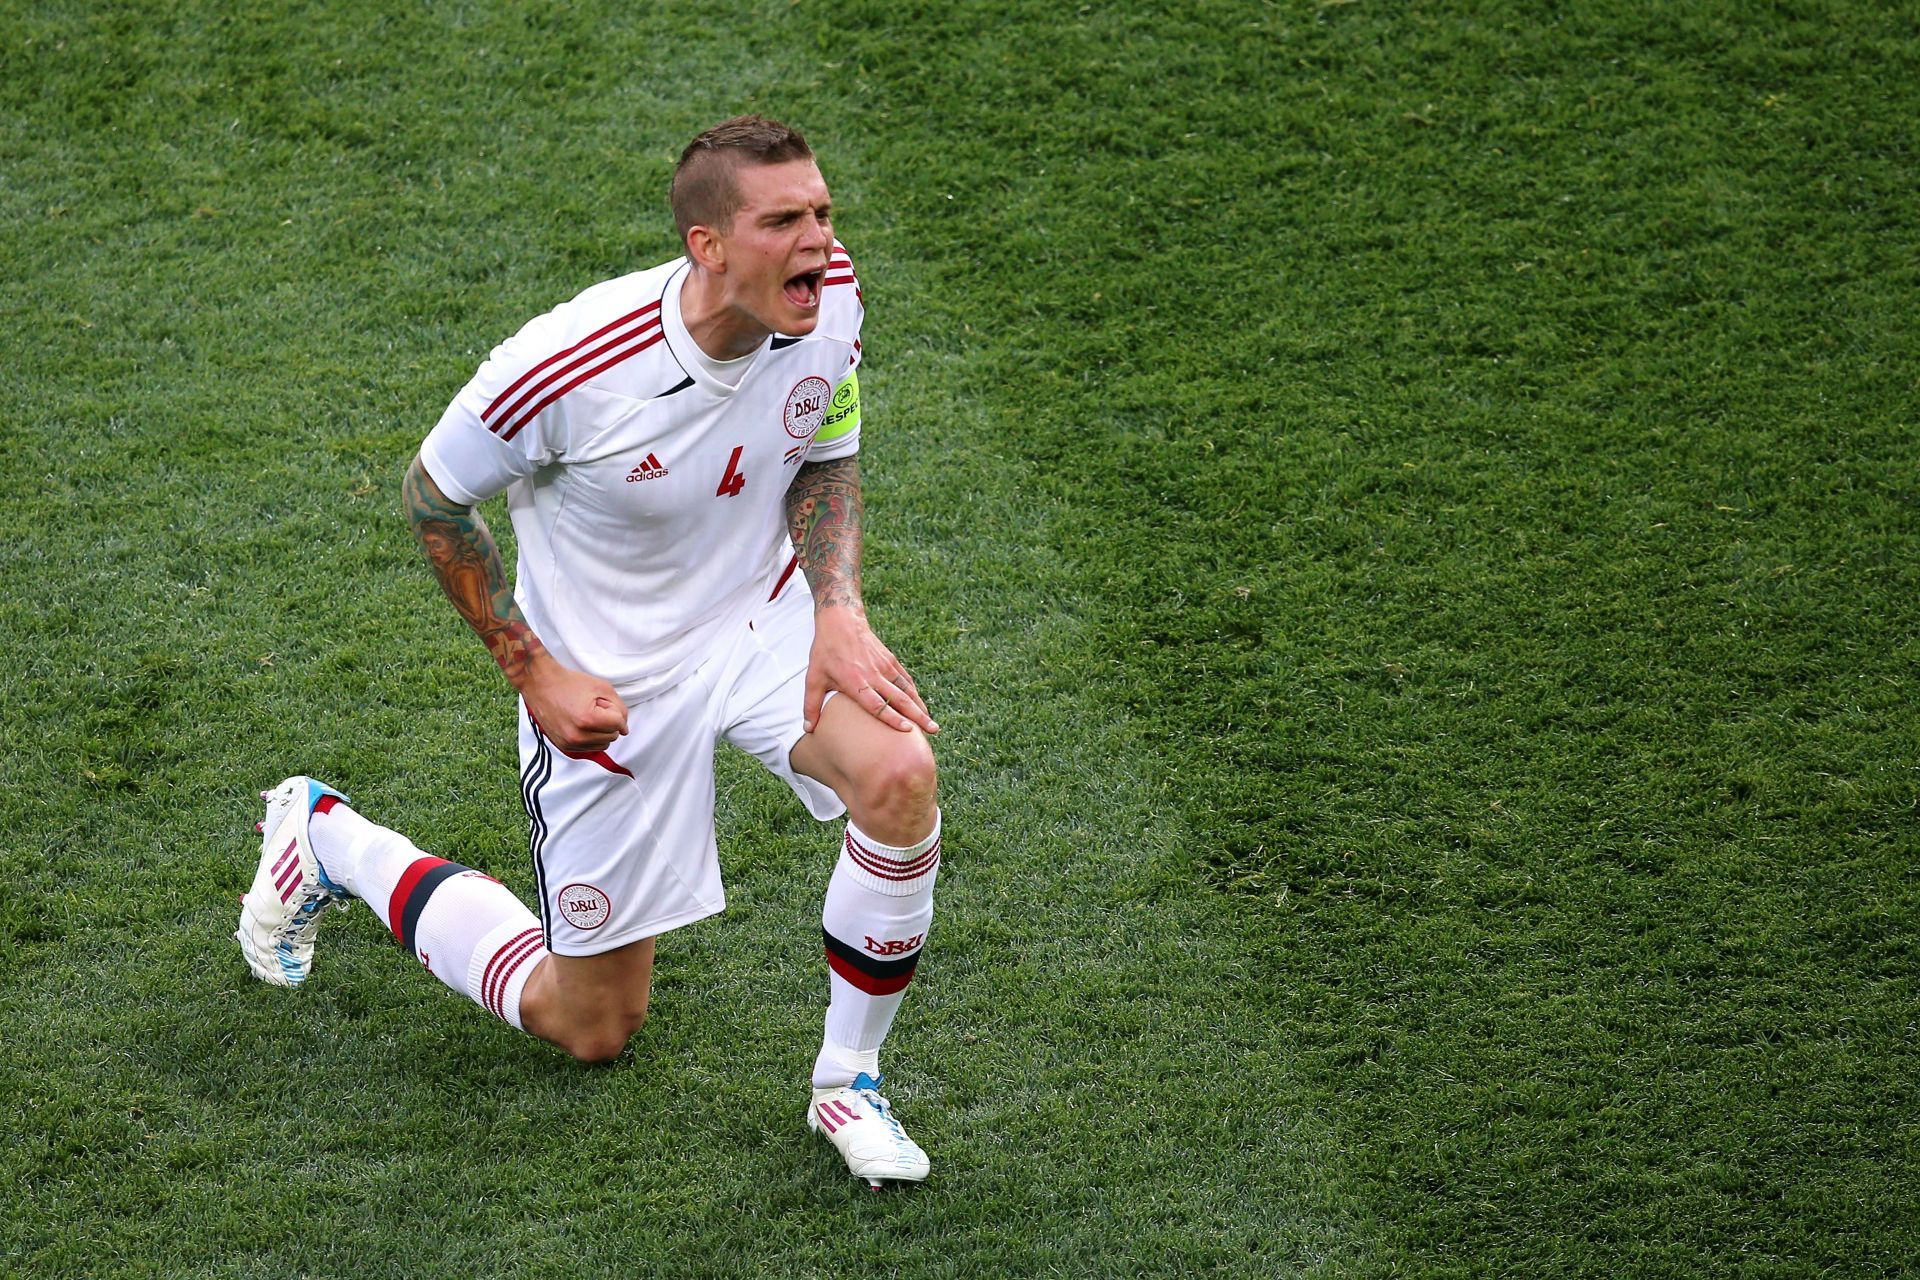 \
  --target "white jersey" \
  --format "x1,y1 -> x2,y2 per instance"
421,244 -> 865,700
